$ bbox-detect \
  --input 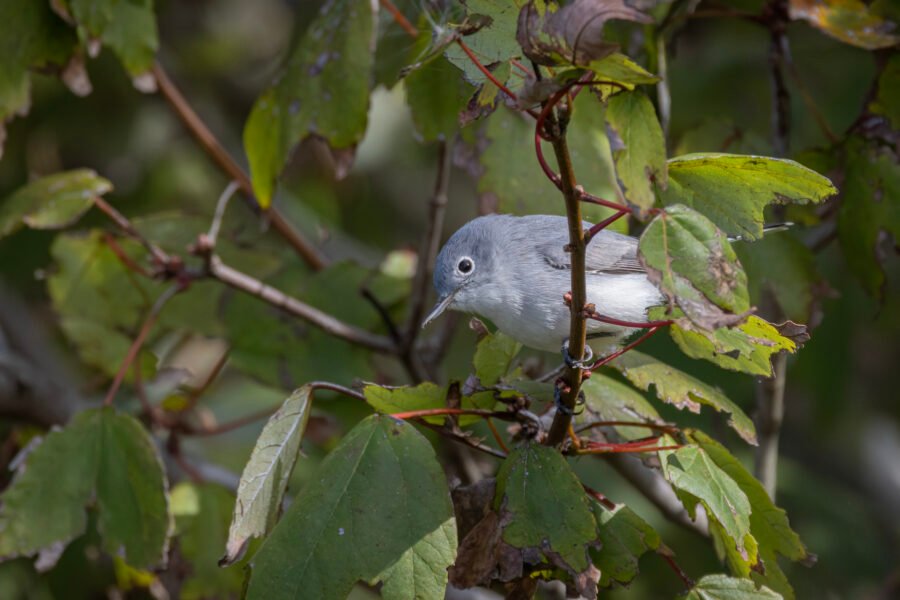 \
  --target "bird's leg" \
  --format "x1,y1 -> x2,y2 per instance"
561,339 -> 593,370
